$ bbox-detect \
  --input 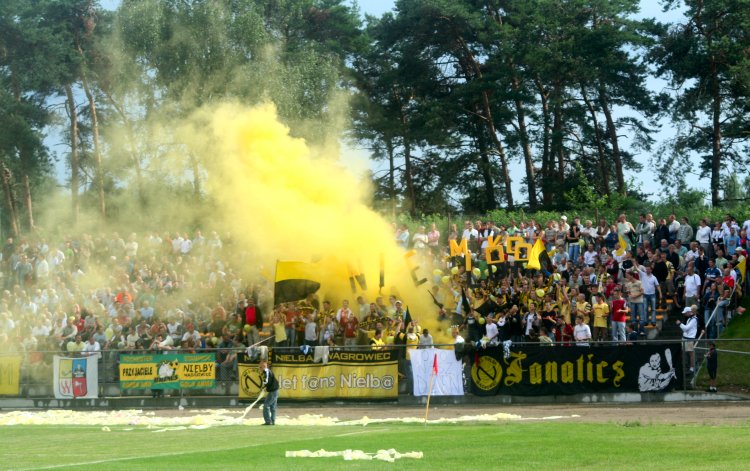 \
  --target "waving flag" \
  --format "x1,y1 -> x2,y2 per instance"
615,233 -> 628,256
274,261 -> 321,304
